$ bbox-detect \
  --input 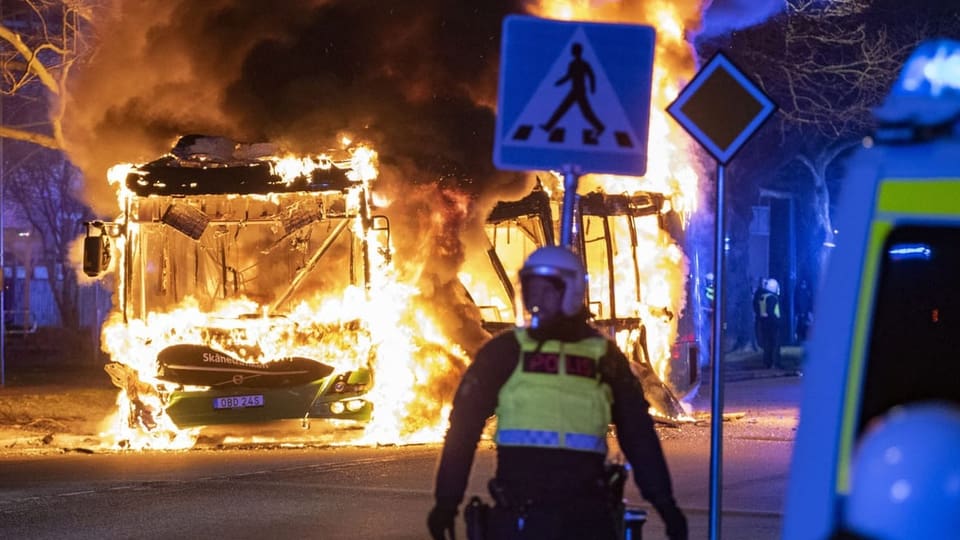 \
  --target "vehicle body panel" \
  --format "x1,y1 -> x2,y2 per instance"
783,136 -> 960,538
